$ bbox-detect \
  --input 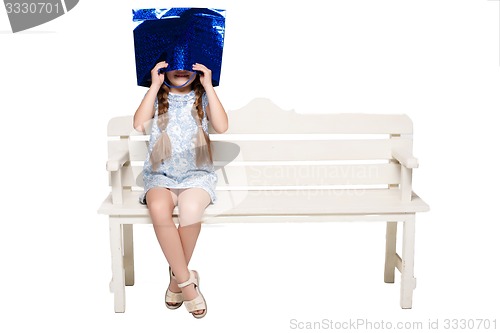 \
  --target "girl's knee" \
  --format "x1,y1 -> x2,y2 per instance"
146,196 -> 174,217
178,202 -> 206,226
177,188 -> 210,226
